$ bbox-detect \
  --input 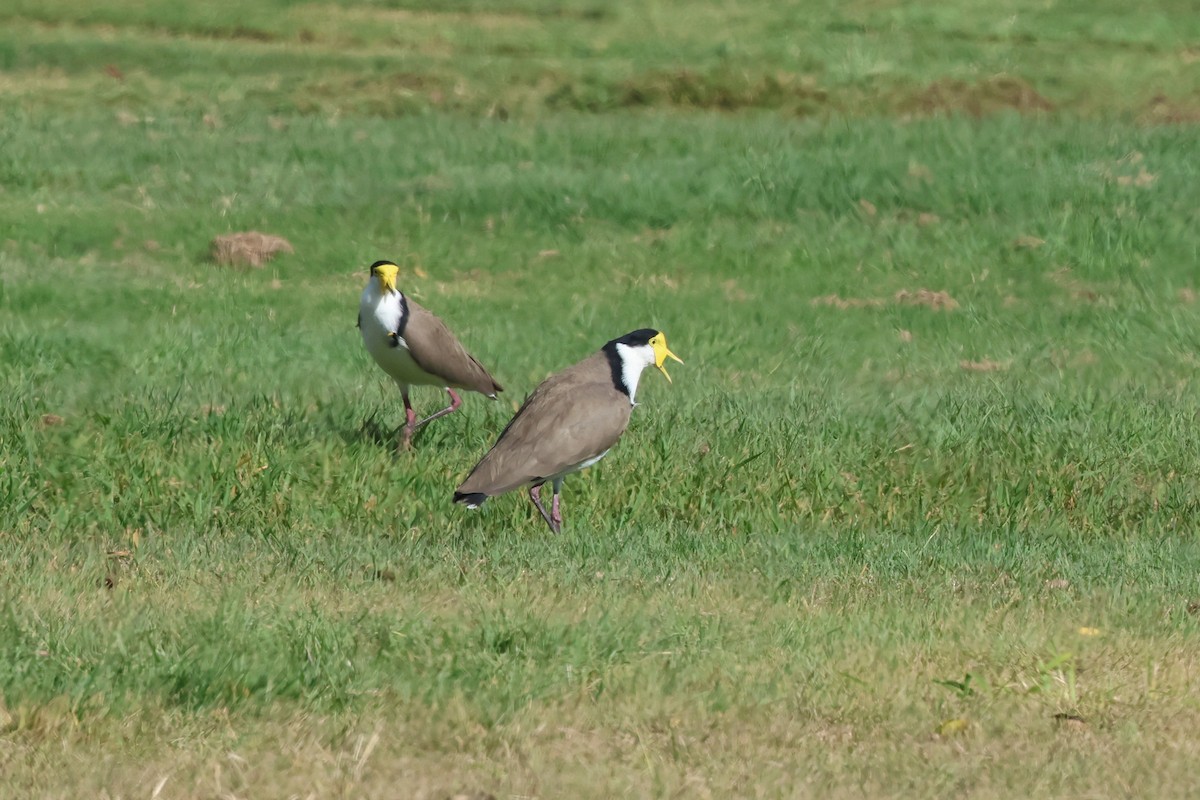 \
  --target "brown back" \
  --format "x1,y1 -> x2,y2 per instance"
403,299 -> 502,395
456,351 -> 632,497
